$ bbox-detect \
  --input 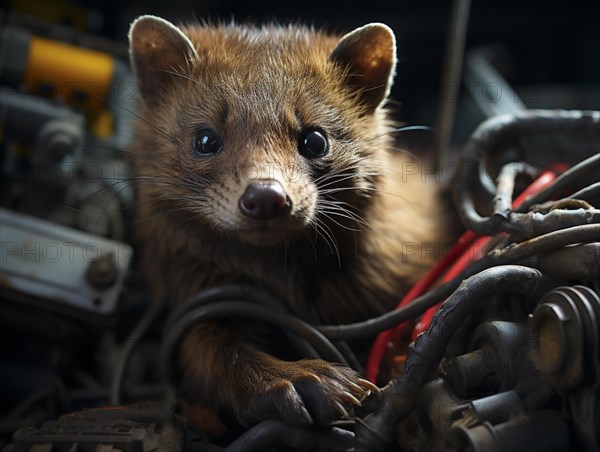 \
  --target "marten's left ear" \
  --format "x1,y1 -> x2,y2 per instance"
330,23 -> 396,113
